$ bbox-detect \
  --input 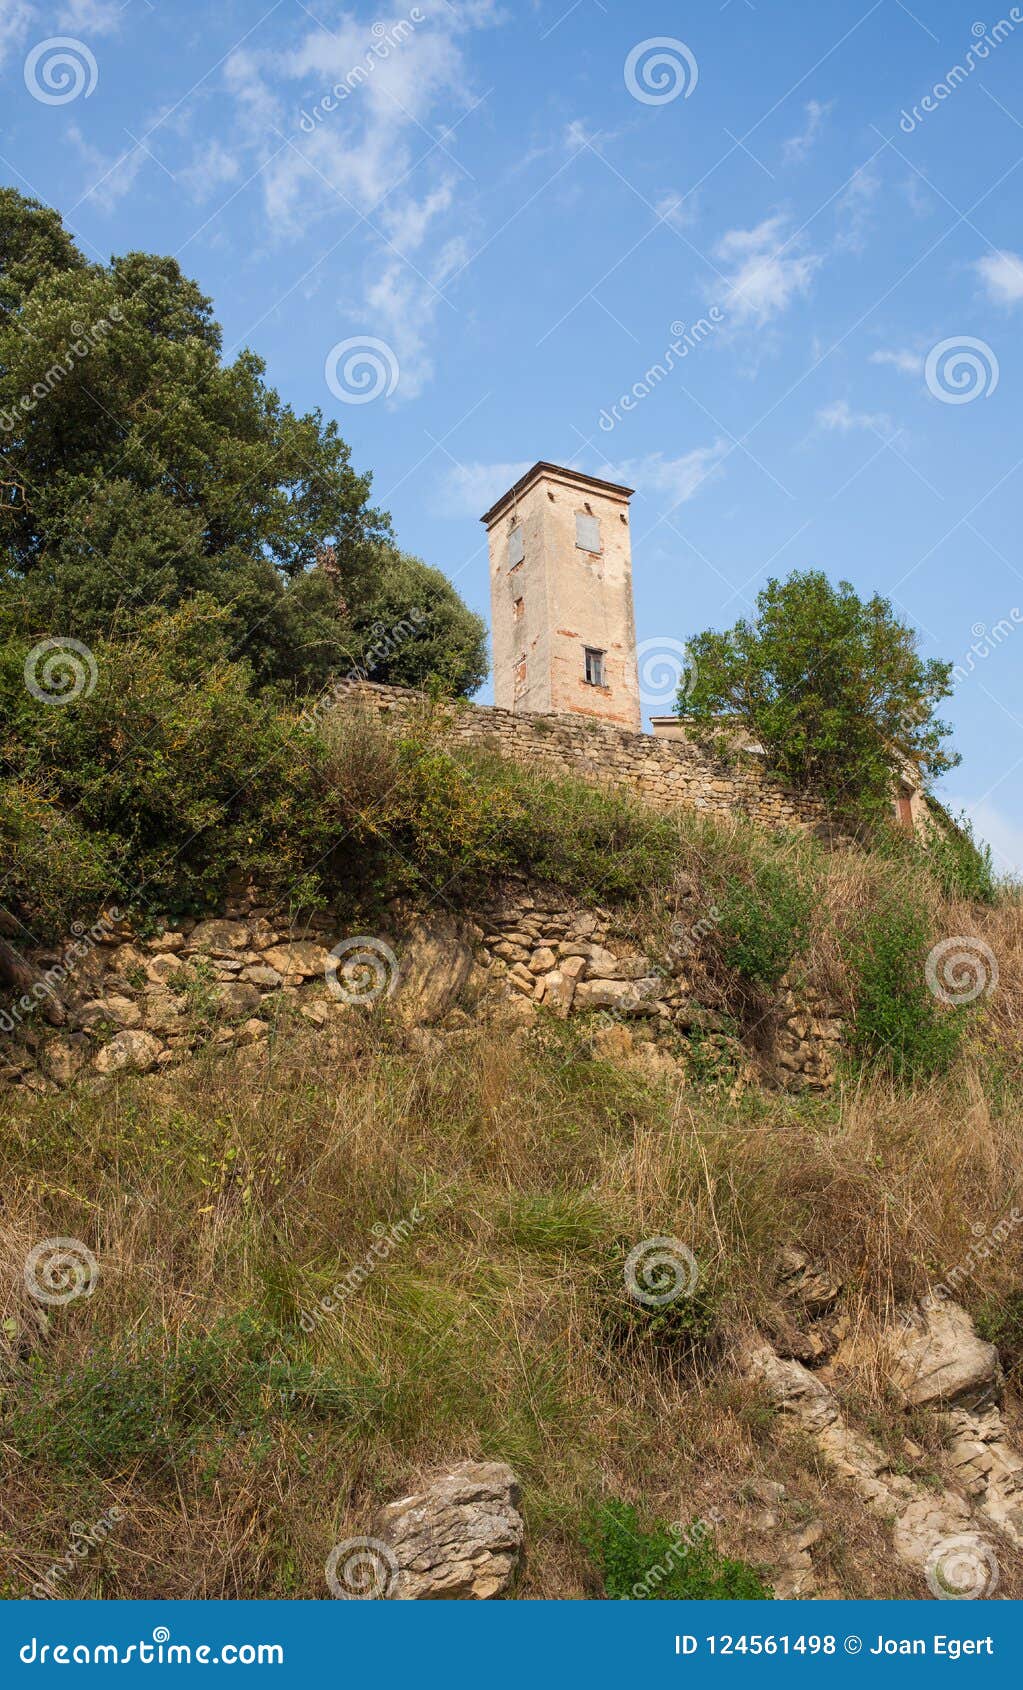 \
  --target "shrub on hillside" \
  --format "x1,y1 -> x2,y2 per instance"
716,856 -> 810,989
585,1499 -> 772,1599
1,602 -> 329,923
849,903 -> 964,1079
